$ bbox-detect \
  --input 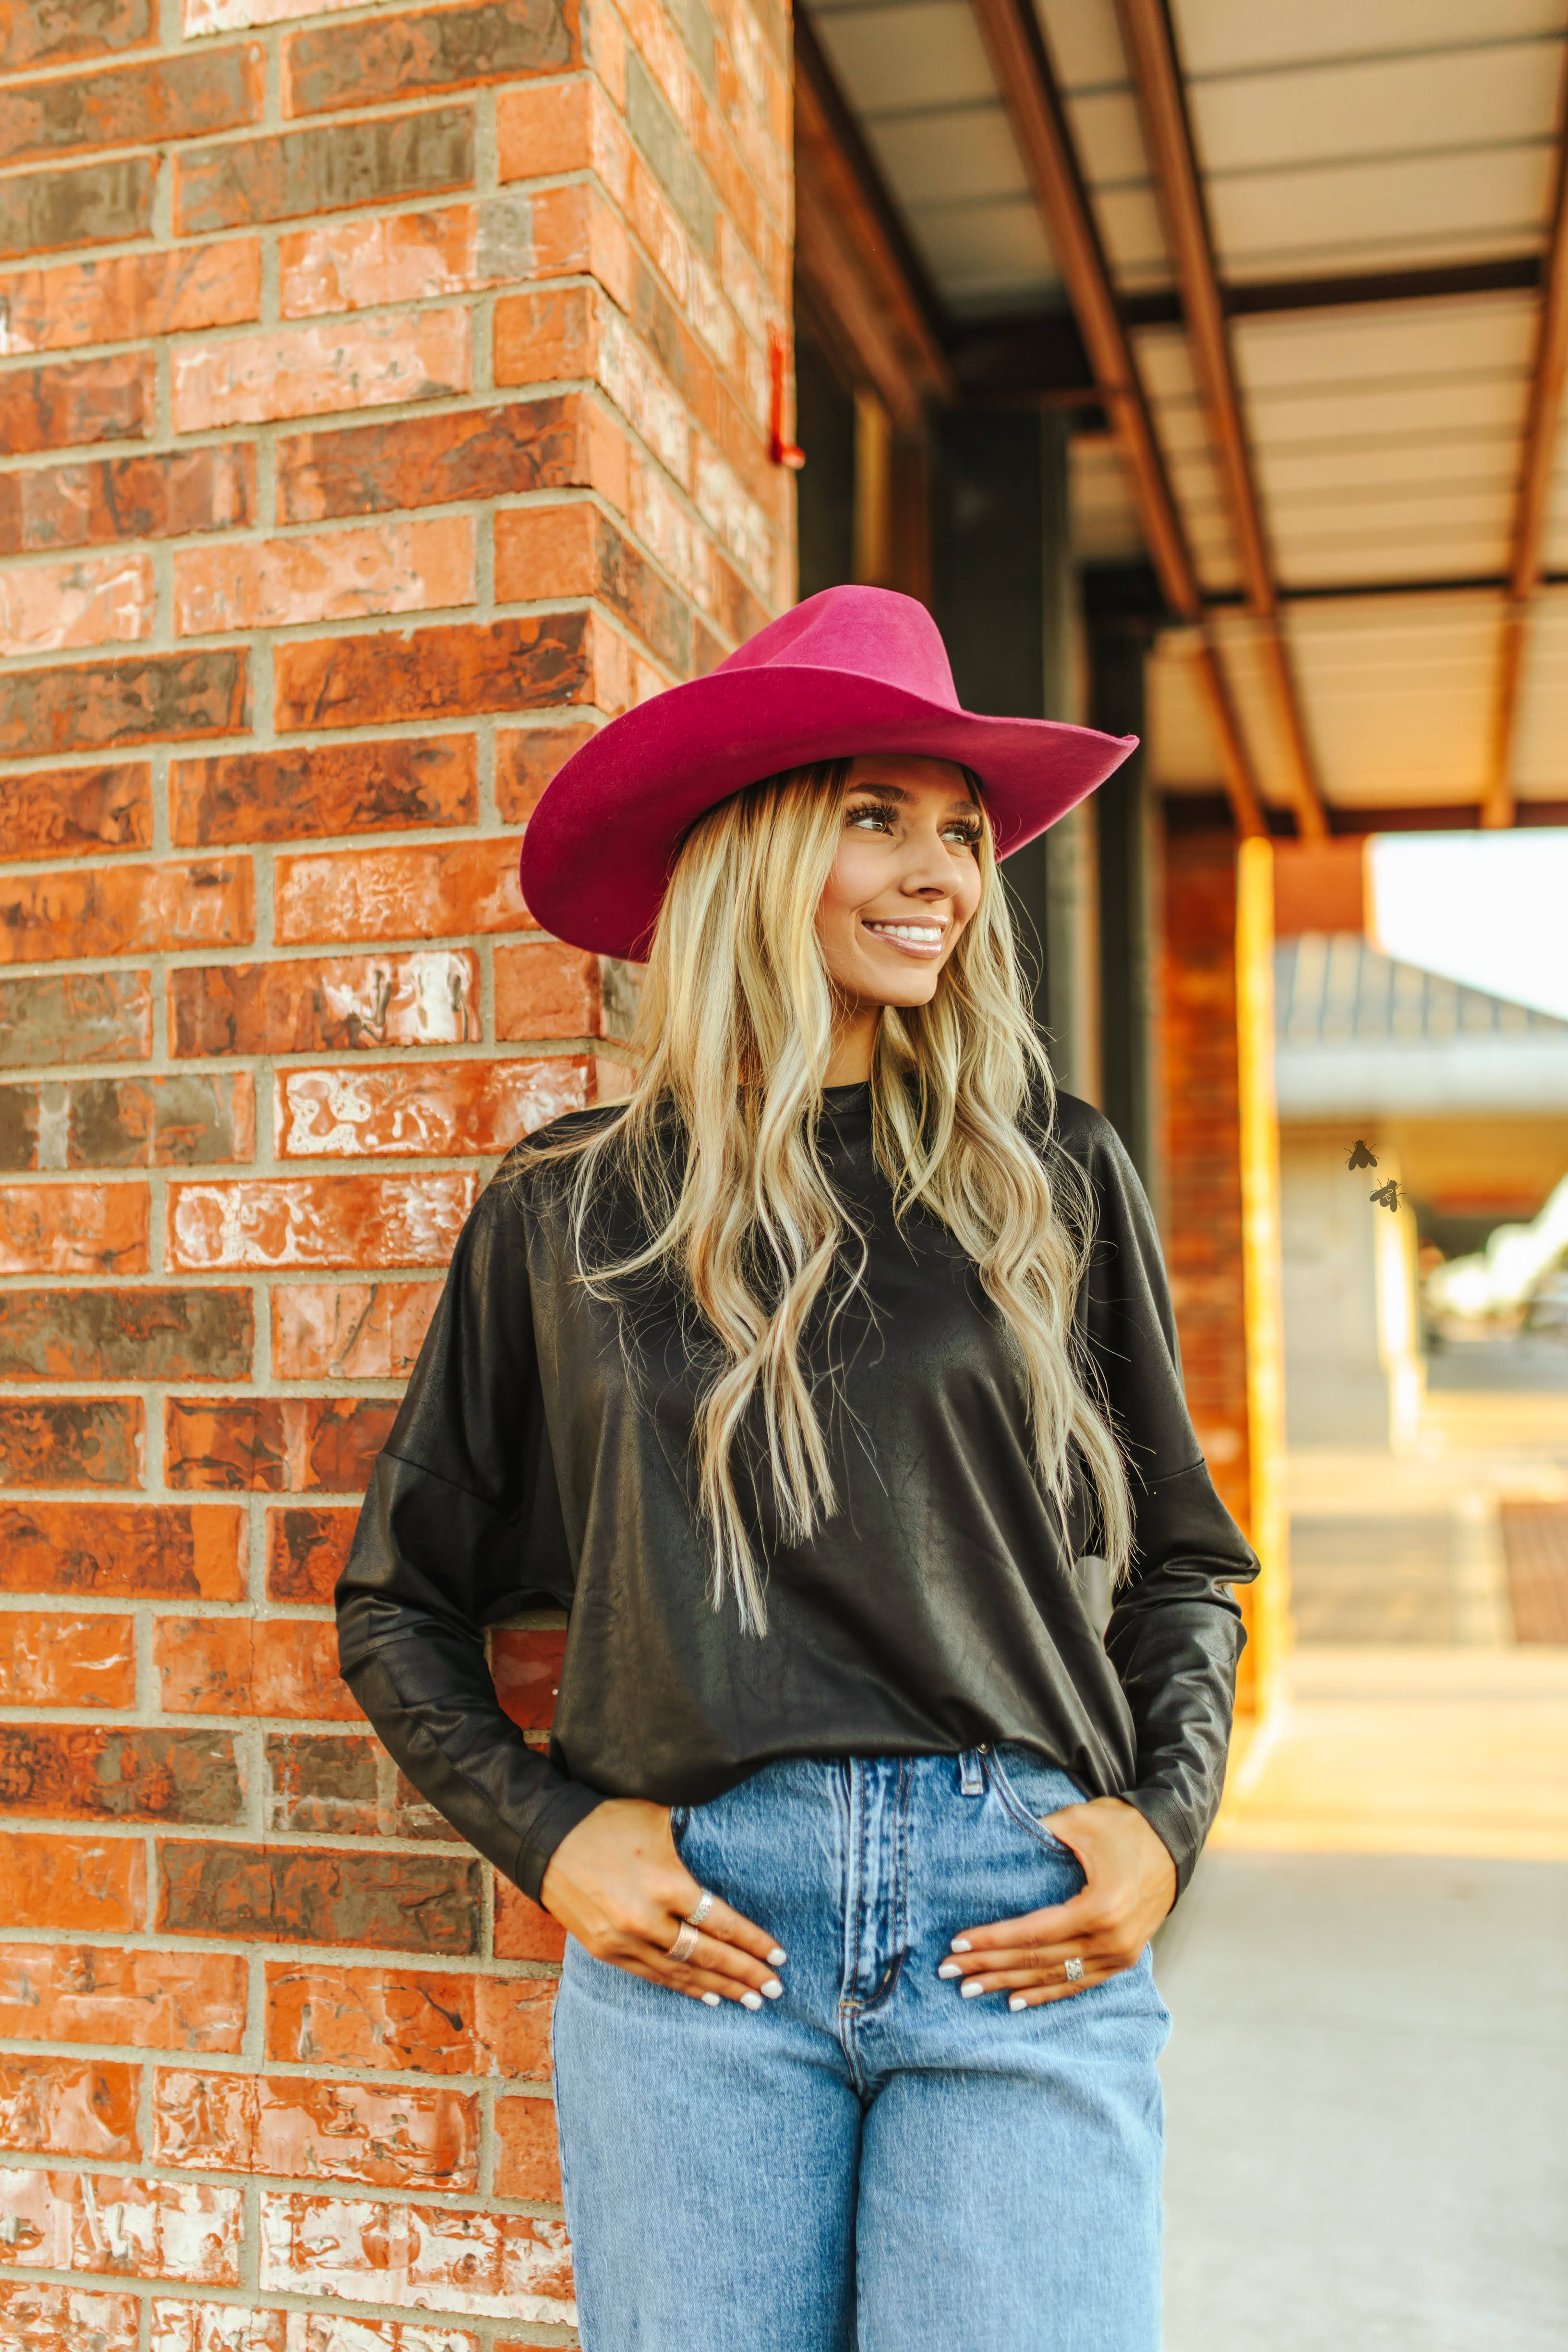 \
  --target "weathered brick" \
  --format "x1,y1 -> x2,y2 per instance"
265,1732 -> 380,1835
167,1172 -> 476,1273
494,940 -> 600,1037
0,1287 -> 252,1382
0,763 -> 151,859
0,549 -> 153,657
271,1287 -> 440,1385
284,2316 -> 475,2352
0,1 -> 153,75
0,2167 -> 242,2283
176,107 -> 474,235
0,1726 -> 241,1825
0,1833 -> 145,1933
283,0 -> 580,116
148,2304 -> 283,2352
273,839 -> 526,946
64,1073 -> 256,1168
172,736 -> 476,849
275,396 -> 584,522
0,1397 -> 144,1487
164,1395 -> 398,1493
159,1844 -> 483,1954
279,194 -> 541,318
0,2055 -> 139,2160
169,951 -> 480,1057
0,859 -> 252,965
157,1617 -> 356,1720
0,1090 -> 34,1174
496,70 -> 625,187
0,444 -> 256,558
0,971 -> 151,1068
257,2189 -> 571,2316
152,2070 -> 479,2189
0,2280 -> 139,2352
172,311 -> 470,433
173,517 -> 476,635
0,243 -> 261,357
0,1945 -> 246,2052
0,1613 -> 135,1709
274,610 -> 597,732
0,648 -> 248,758
494,2096 -> 561,2201
491,1628 -> 566,1733
277,1056 -> 585,1162
495,721 -> 596,821
495,500 -> 690,673
0,1182 -> 146,1275
0,1501 -> 244,1598
0,158 -> 156,265
263,1963 -> 555,2078
0,352 -> 153,456
0,46 -> 264,169
493,1878 -> 566,1963
265,1504 -> 359,1601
